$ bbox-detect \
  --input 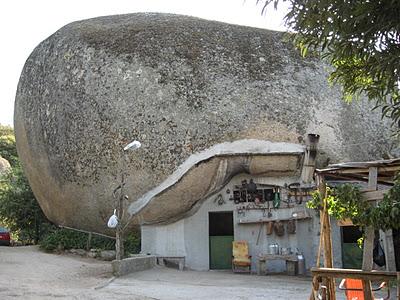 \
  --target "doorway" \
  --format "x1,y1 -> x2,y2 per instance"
209,211 -> 234,269
341,226 -> 363,269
